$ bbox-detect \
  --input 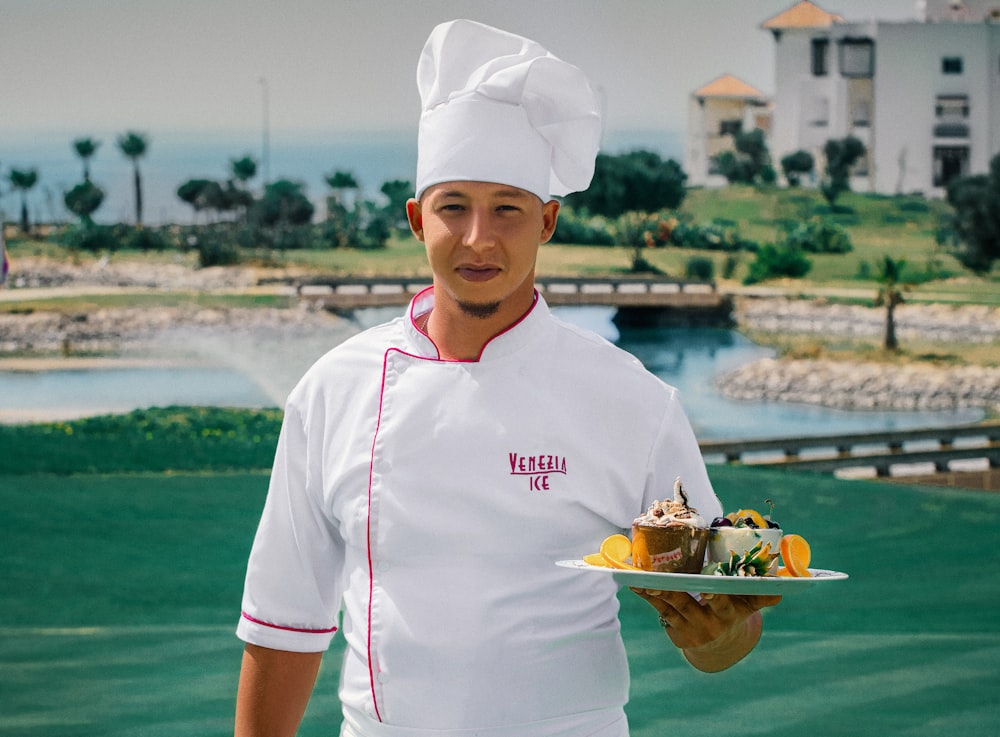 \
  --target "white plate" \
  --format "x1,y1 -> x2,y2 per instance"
555,559 -> 848,595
